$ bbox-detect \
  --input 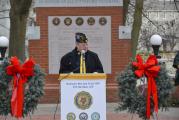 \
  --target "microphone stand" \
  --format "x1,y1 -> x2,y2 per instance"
54,50 -> 86,119
53,66 -> 80,120
58,66 -> 80,81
